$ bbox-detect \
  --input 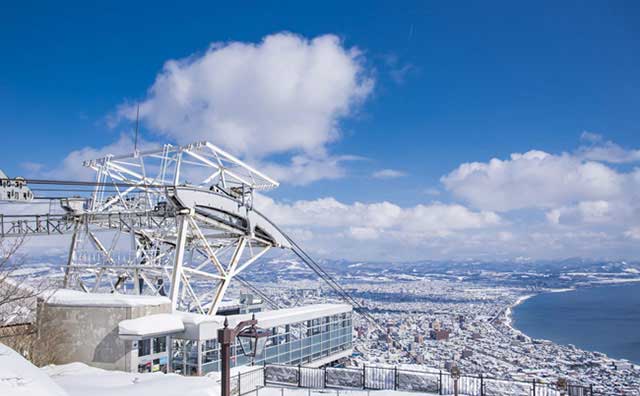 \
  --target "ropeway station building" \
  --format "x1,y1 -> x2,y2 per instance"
38,289 -> 353,376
